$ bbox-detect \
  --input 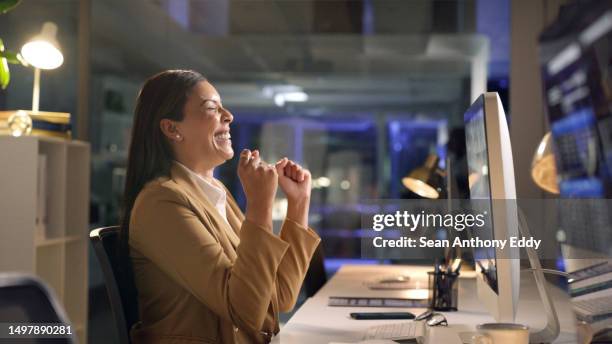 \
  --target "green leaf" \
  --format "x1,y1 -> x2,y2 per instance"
0,0 -> 21,14
0,50 -> 25,65
0,37 -> 7,89
15,51 -> 25,65
0,57 -> 9,89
